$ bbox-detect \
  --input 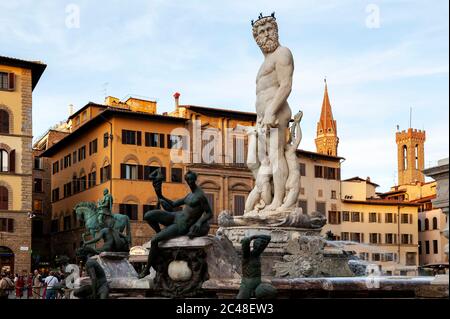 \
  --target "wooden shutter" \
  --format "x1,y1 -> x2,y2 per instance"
138,165 -> 143,180
361,212 -> 364,223
0,186 -> 8,210
0,110 -> 9,133
8,73 -> 15,90
409,214 -> 412,224
377,213 -> 381,223
137,131 -> 142,146
9,150 -> 15,173
159,134 -> 165,148
122,130 -> 126,144
120,164 -> 126,179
